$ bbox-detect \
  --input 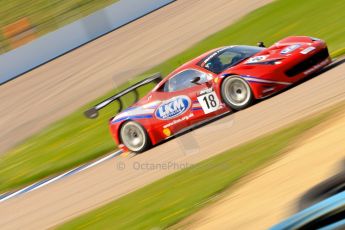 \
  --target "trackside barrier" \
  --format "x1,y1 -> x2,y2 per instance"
0,0 -> 175,84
